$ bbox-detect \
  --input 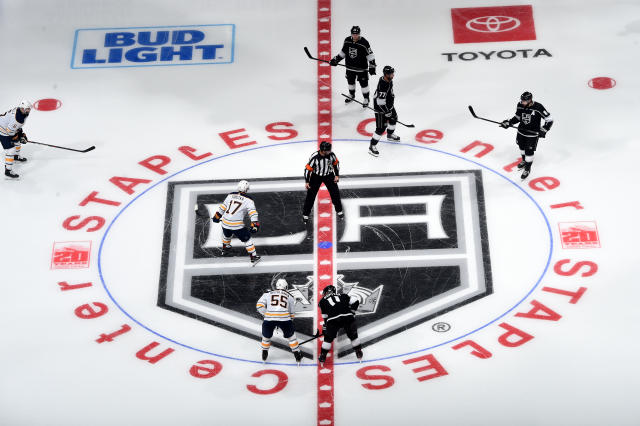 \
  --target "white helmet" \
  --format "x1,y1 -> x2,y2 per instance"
237,180 -> 250,193
274,279 -> 288,290
19,99 -> 33,113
